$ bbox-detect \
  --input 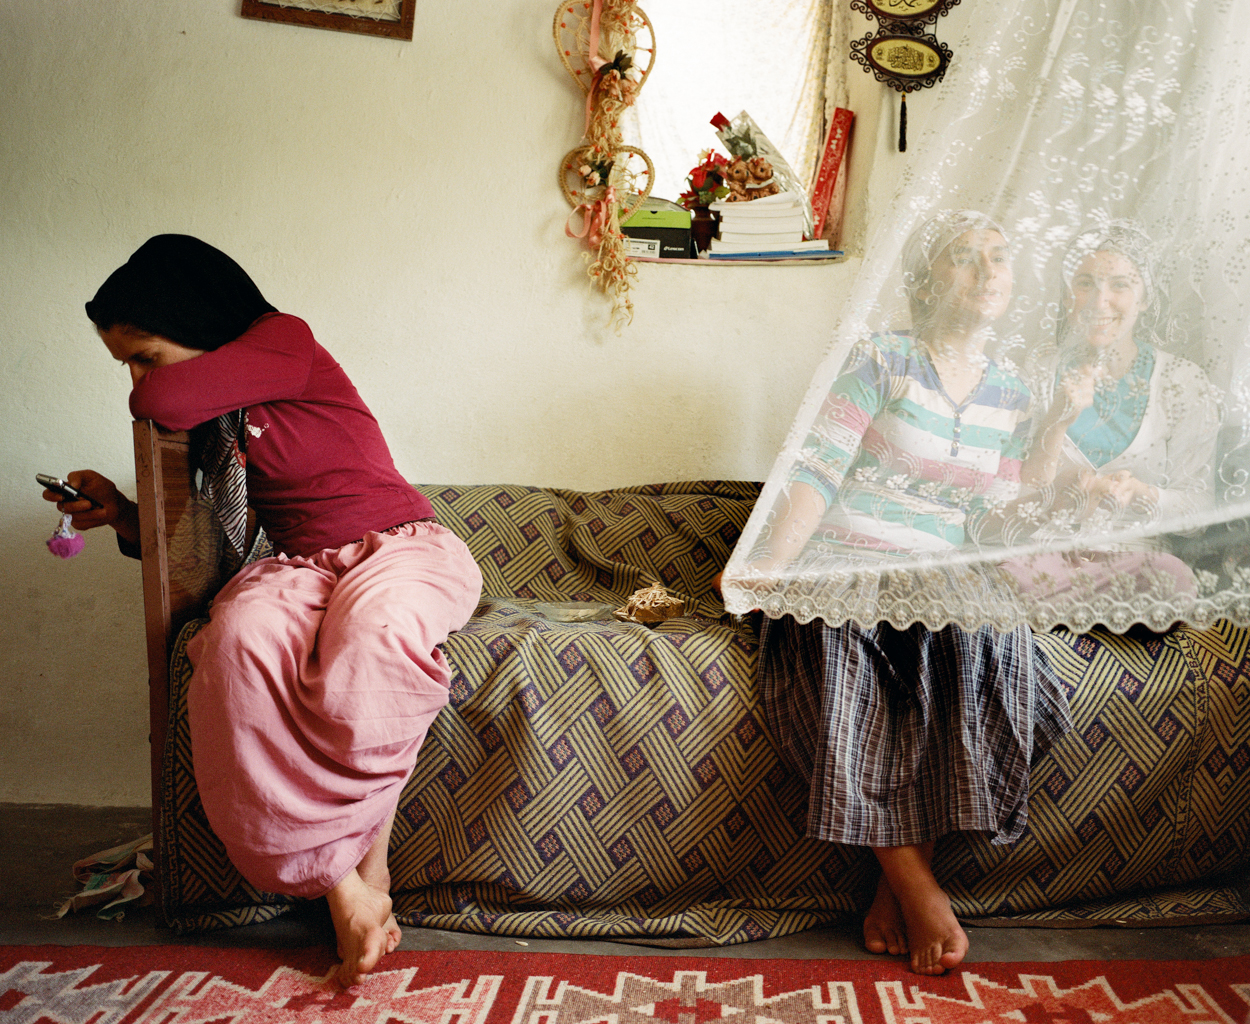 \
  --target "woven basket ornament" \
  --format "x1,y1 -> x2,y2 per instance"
554,0 -> 655,328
